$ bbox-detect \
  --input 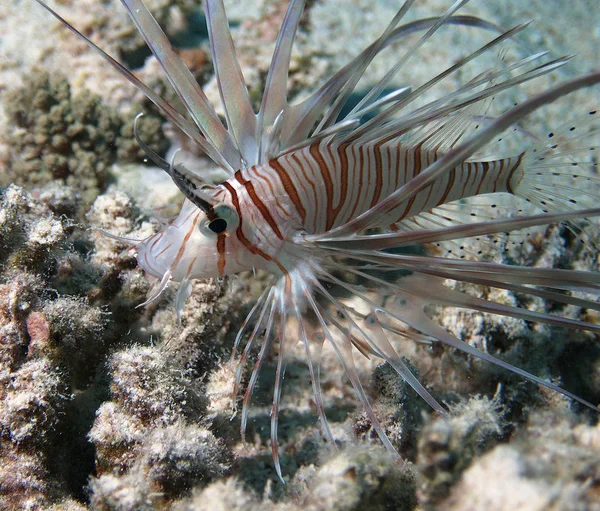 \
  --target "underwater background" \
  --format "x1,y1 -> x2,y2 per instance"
0,0 -> 599,509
